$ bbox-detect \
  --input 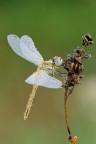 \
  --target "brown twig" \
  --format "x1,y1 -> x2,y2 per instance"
64,88 -> 71,137
63,33 -> 93,143
64,87 -> 78,144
